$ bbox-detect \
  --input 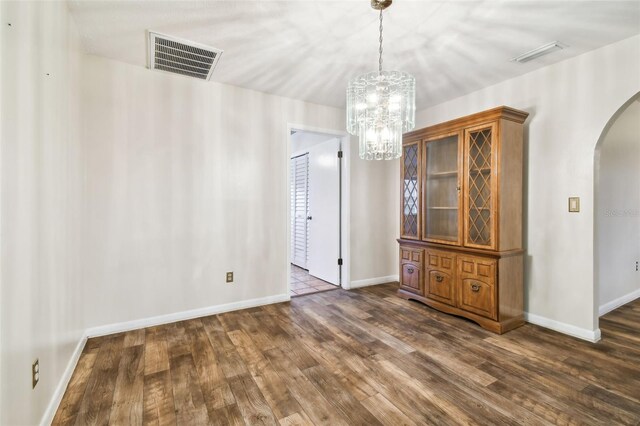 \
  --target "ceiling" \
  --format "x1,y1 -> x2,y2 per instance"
68,1 -> 640,110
